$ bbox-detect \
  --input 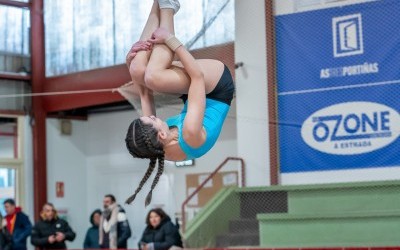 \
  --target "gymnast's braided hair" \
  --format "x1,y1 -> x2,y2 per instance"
125,118 -> 165,206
